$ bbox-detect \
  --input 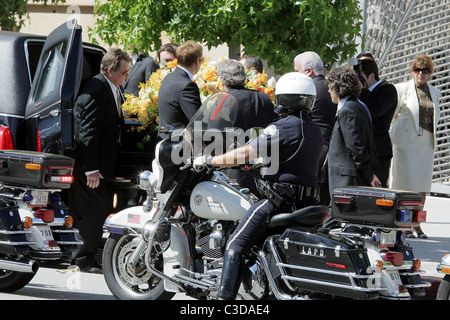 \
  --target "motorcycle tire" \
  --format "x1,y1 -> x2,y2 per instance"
0,270 -> 36,292
102,233 -> 175,300
436,274 -> 450,300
